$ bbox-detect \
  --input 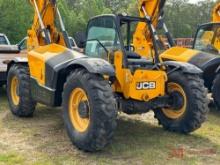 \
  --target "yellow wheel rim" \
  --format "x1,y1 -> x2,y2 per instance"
69,88 -> 90,132
162,83 -> 187,119
11,76 -> 20,106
